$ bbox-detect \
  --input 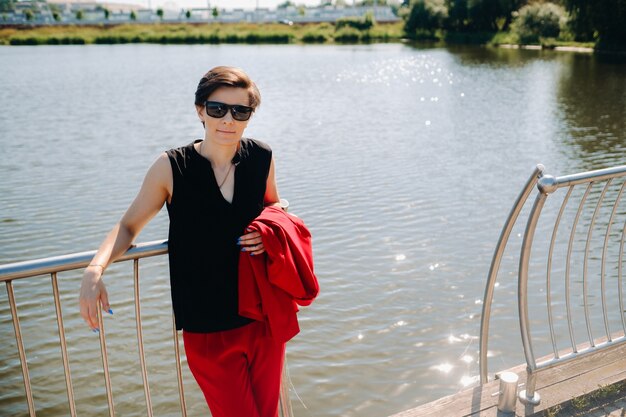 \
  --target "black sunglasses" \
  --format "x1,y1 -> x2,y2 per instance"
205,101 -> 254,121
